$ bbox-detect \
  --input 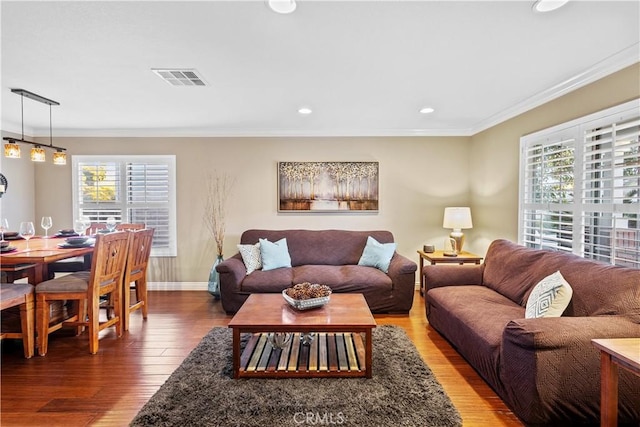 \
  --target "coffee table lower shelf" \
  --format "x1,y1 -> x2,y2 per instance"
238,332 -> 367,378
